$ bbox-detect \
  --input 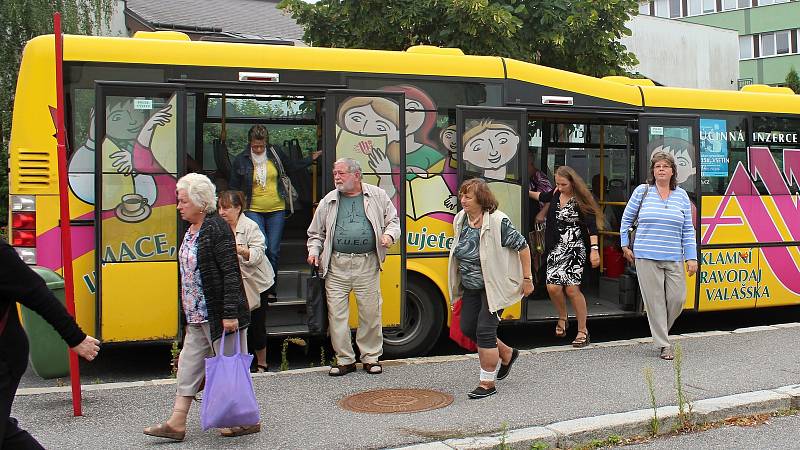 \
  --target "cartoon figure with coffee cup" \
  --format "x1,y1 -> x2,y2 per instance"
68,96 -> 176,223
